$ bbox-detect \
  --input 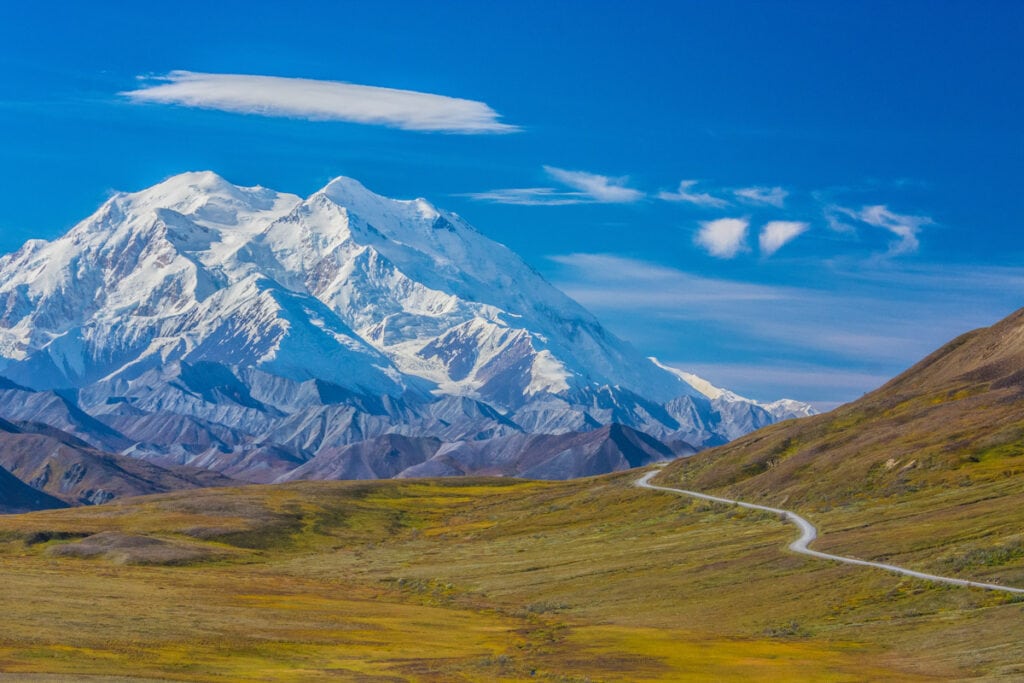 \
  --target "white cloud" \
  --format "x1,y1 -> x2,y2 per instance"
657,180 -> 728,207
833,204 -> 932,255
542,166 -> 644,203
857,205 -> 931,255
121,70 -> 519,133
734,186 -> 788,208
694,218 -> 749,258
458,188 -> 586,206
466,166 -> 644,205
759,220 -> 809,256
